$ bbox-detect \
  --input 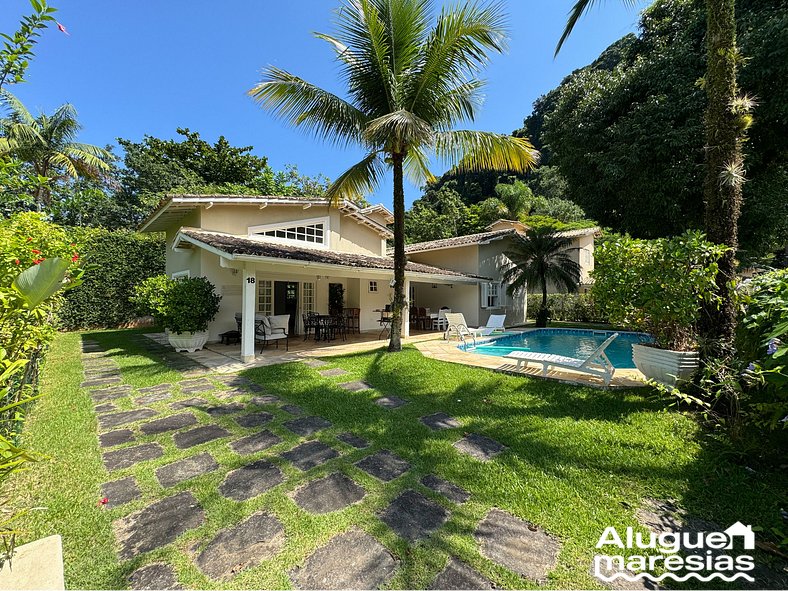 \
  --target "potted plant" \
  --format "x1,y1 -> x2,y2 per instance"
592,232 -> 728,387
133,275 -> 221,352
